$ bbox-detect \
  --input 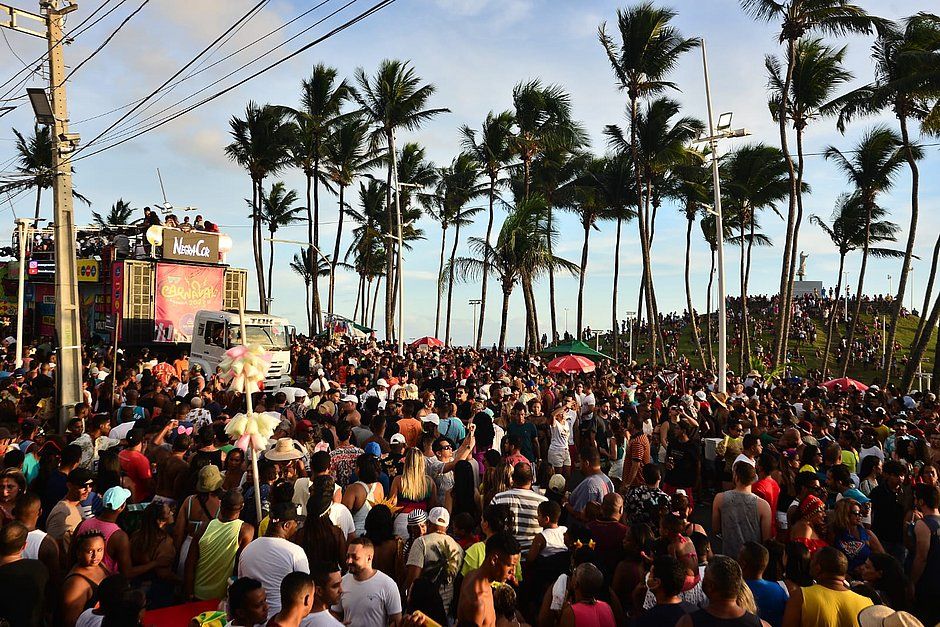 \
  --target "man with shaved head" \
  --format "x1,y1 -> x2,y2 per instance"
588,492 -> 627,577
